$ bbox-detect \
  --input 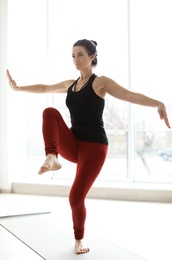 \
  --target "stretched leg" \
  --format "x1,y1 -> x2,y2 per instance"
69,141 -> 108,254
39,107 -> 77,174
